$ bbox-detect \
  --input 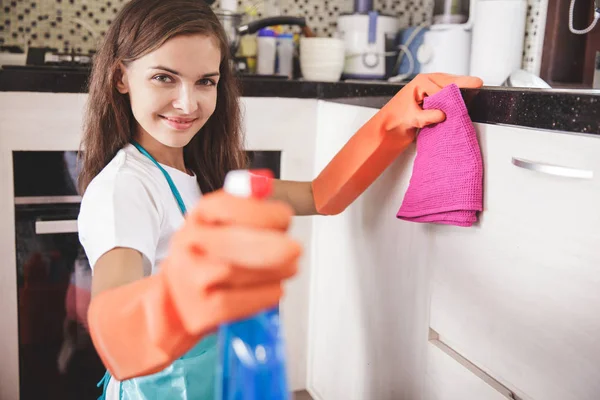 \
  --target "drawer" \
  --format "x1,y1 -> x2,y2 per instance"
428,124 -> 600,400
425,331 -> 512,400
